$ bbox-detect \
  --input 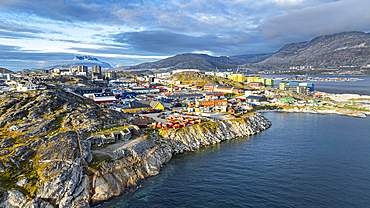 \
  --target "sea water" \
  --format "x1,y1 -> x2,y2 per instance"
102,113 -> 370,207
